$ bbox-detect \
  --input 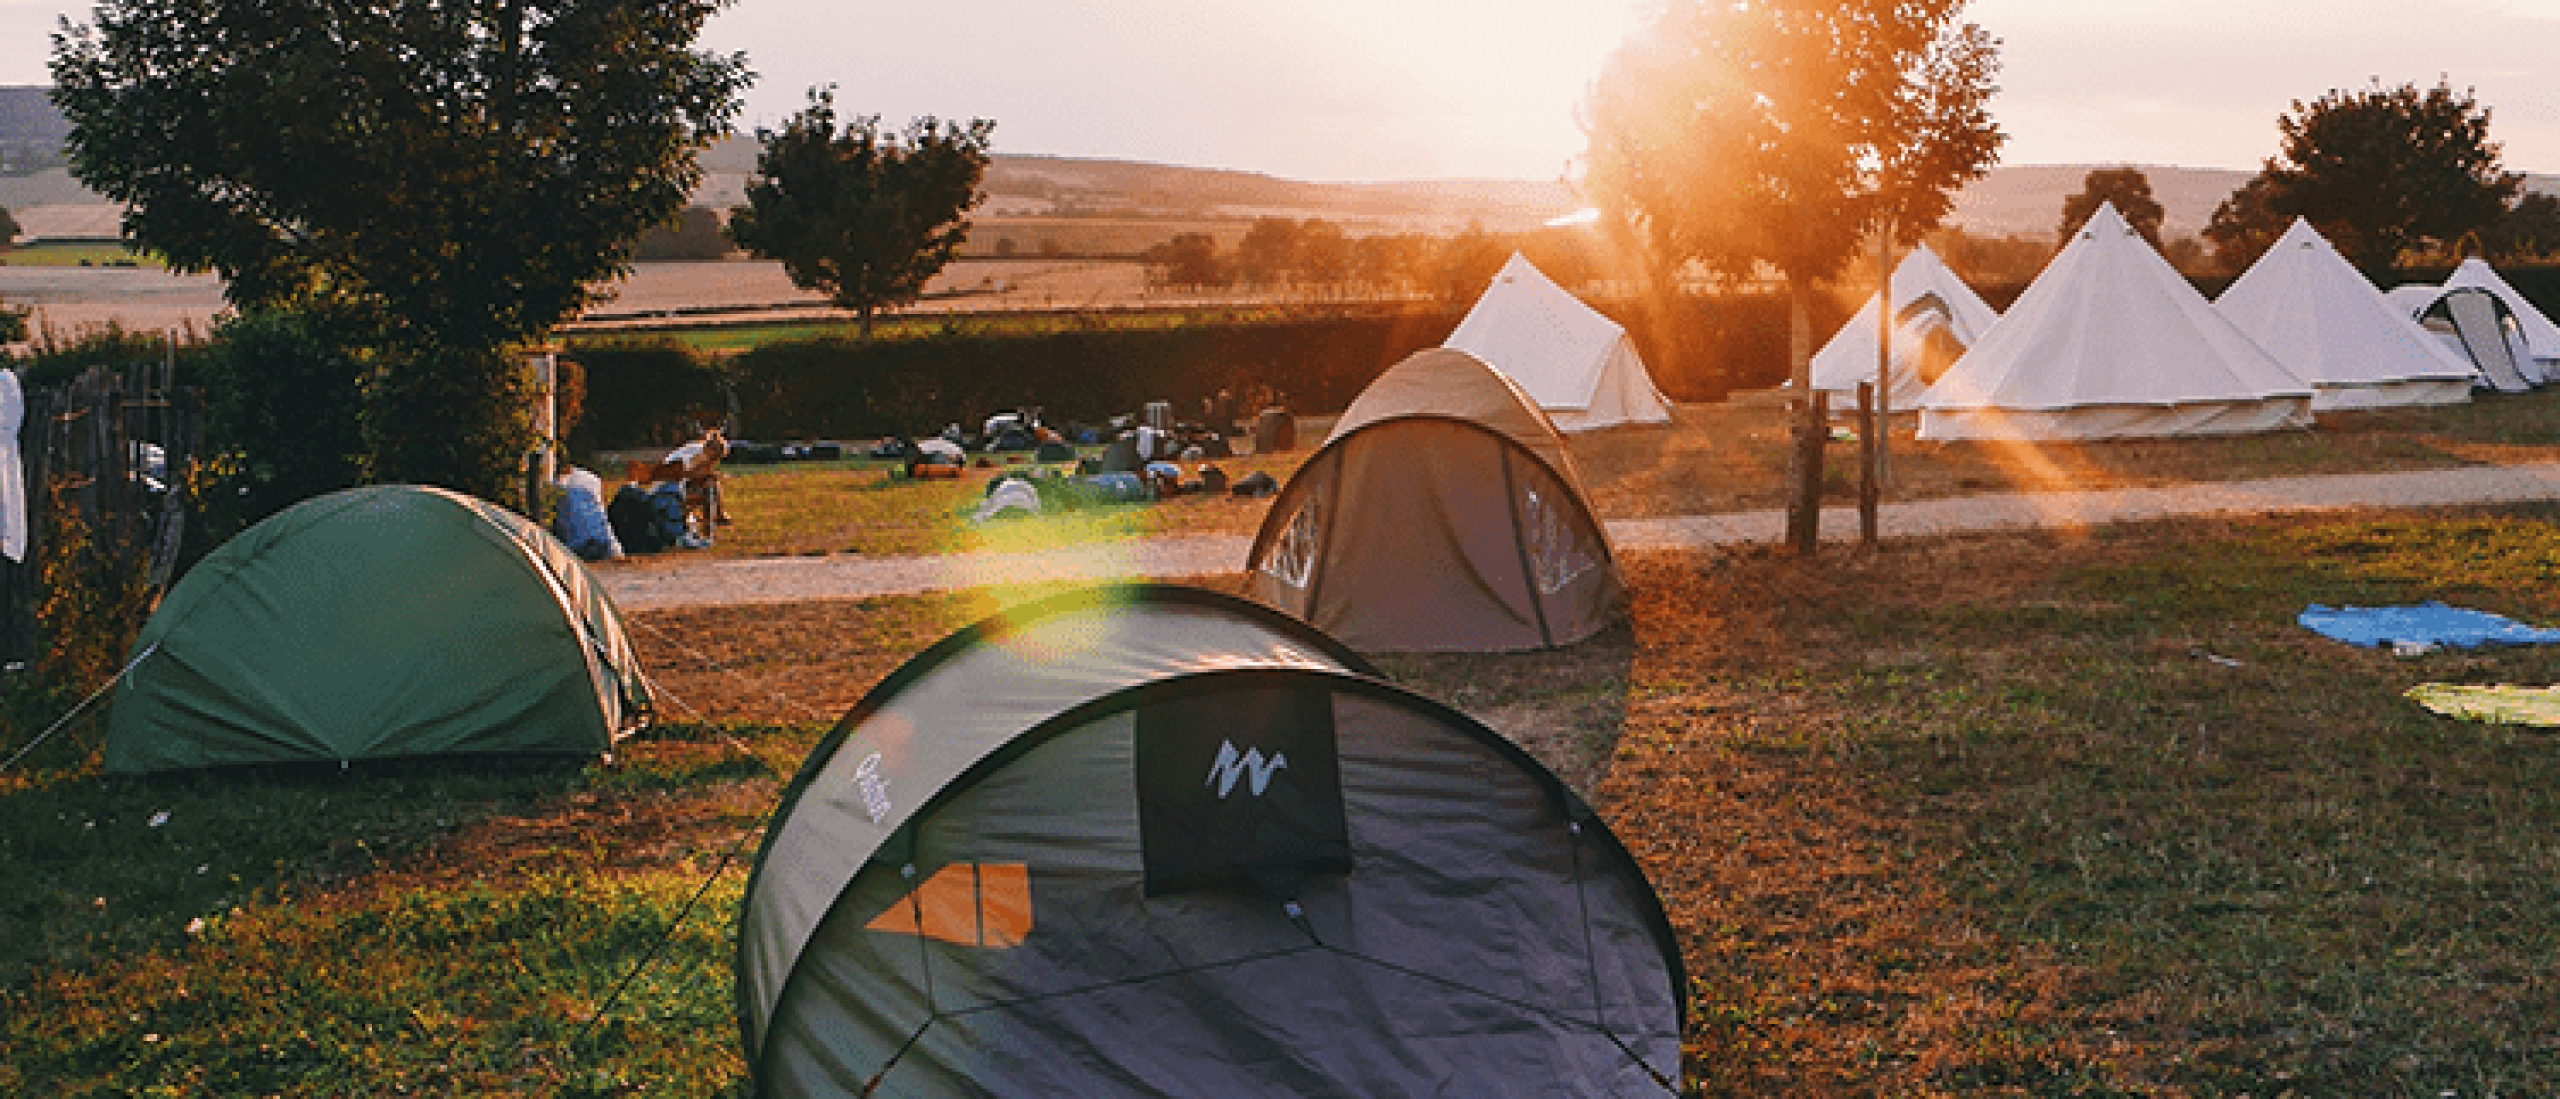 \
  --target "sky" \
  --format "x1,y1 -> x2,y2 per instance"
0,0 -> 2552,183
